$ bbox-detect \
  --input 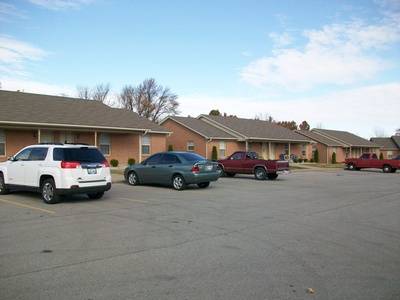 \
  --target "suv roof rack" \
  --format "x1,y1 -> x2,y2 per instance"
38,142 -> 64,145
